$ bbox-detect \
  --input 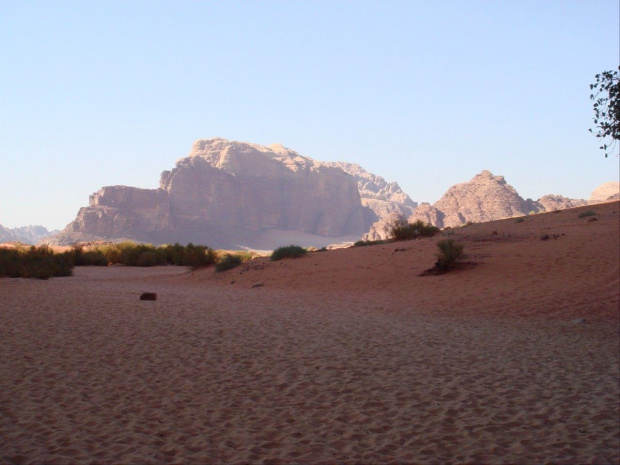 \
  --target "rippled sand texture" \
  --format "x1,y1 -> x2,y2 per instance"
1,202 -> 619,464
